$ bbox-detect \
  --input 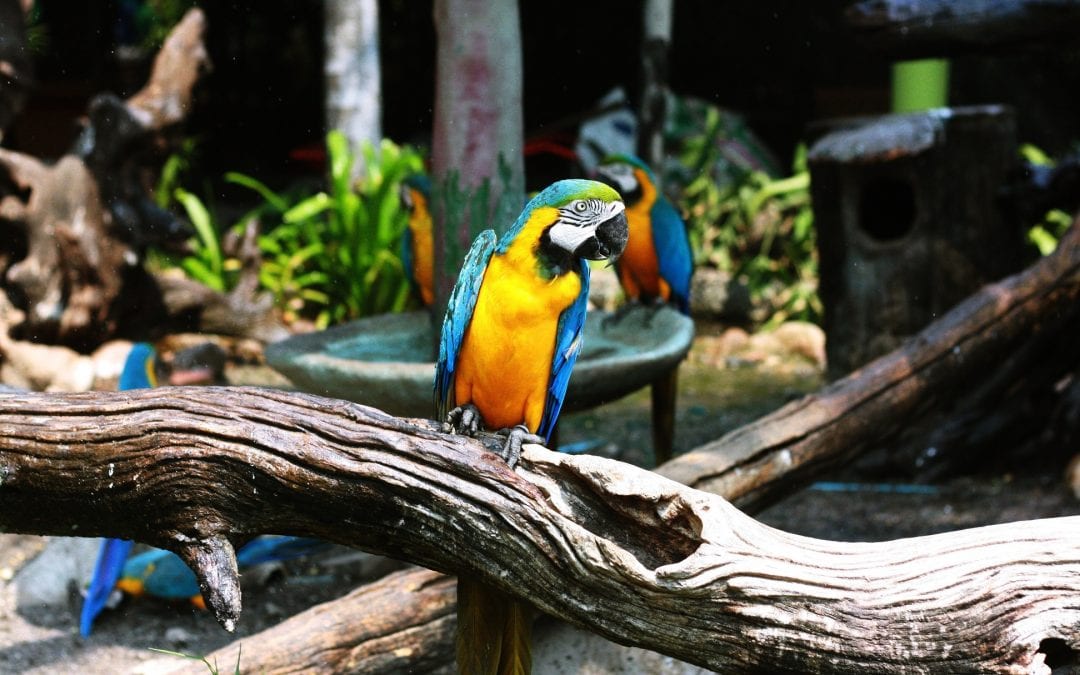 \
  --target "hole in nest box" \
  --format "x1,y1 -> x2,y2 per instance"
858,177 -> 917,242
